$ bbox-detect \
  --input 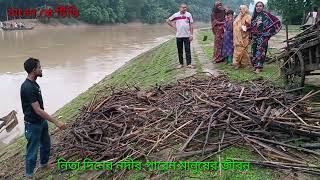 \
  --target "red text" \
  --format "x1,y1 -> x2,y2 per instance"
7,6 -> 79,19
